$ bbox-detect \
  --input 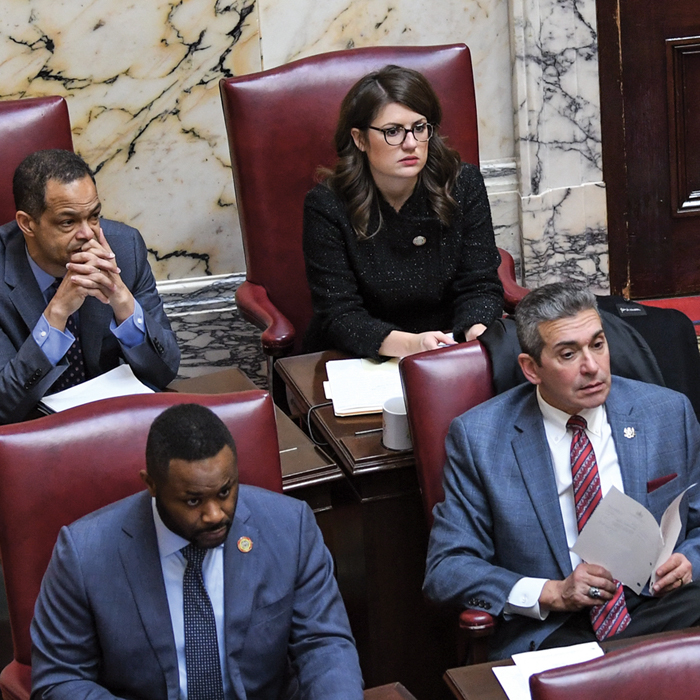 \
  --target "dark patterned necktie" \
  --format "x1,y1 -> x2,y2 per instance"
181,544 -> 225,700
46,278 -> 87,393
568,414 -> 631,640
